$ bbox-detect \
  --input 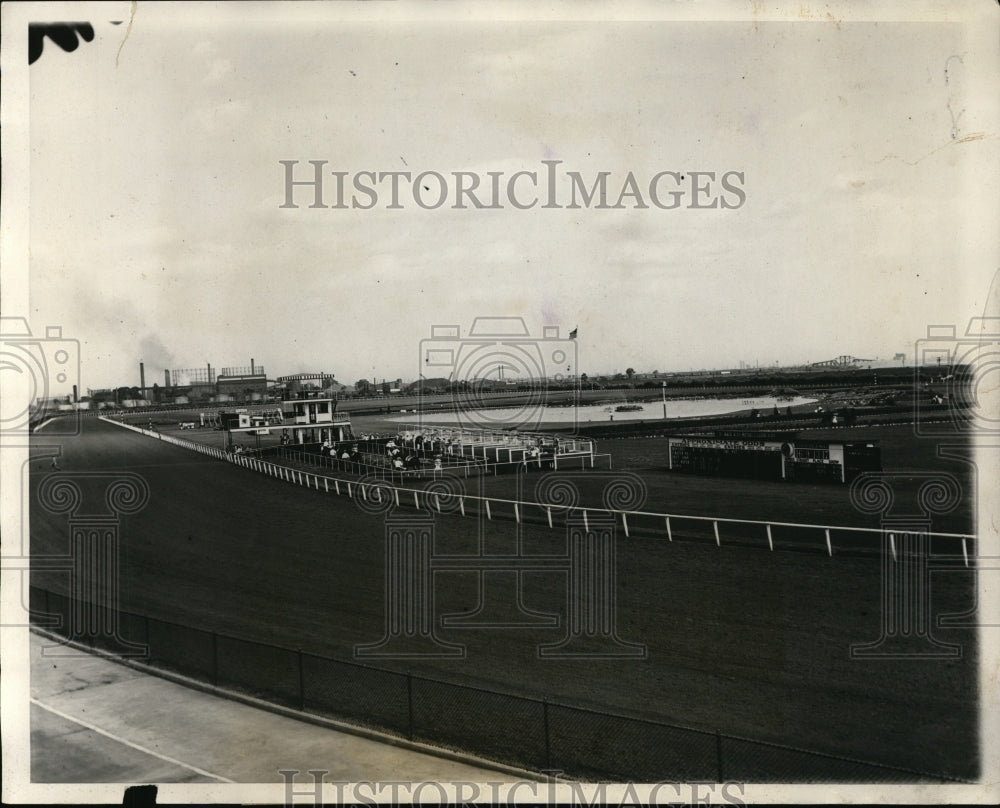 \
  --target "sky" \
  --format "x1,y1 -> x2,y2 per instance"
19,2 -> 1000,395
